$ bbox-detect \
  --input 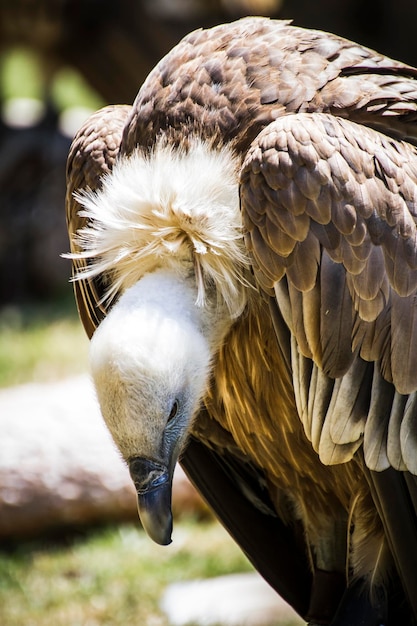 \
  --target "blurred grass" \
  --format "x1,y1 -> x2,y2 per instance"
0,521 -> 256,626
